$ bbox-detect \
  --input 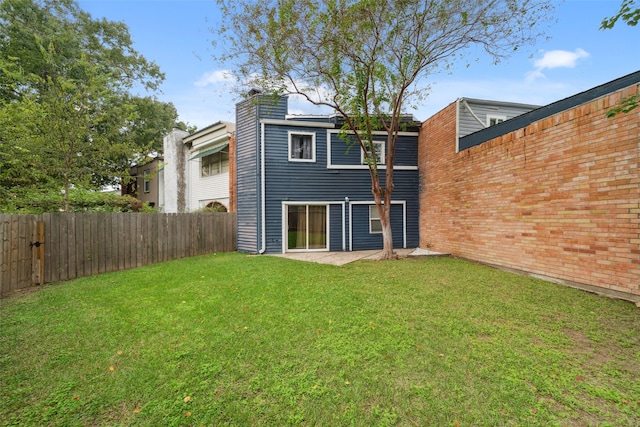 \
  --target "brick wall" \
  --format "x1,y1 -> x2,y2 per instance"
419,85 -> 639,301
